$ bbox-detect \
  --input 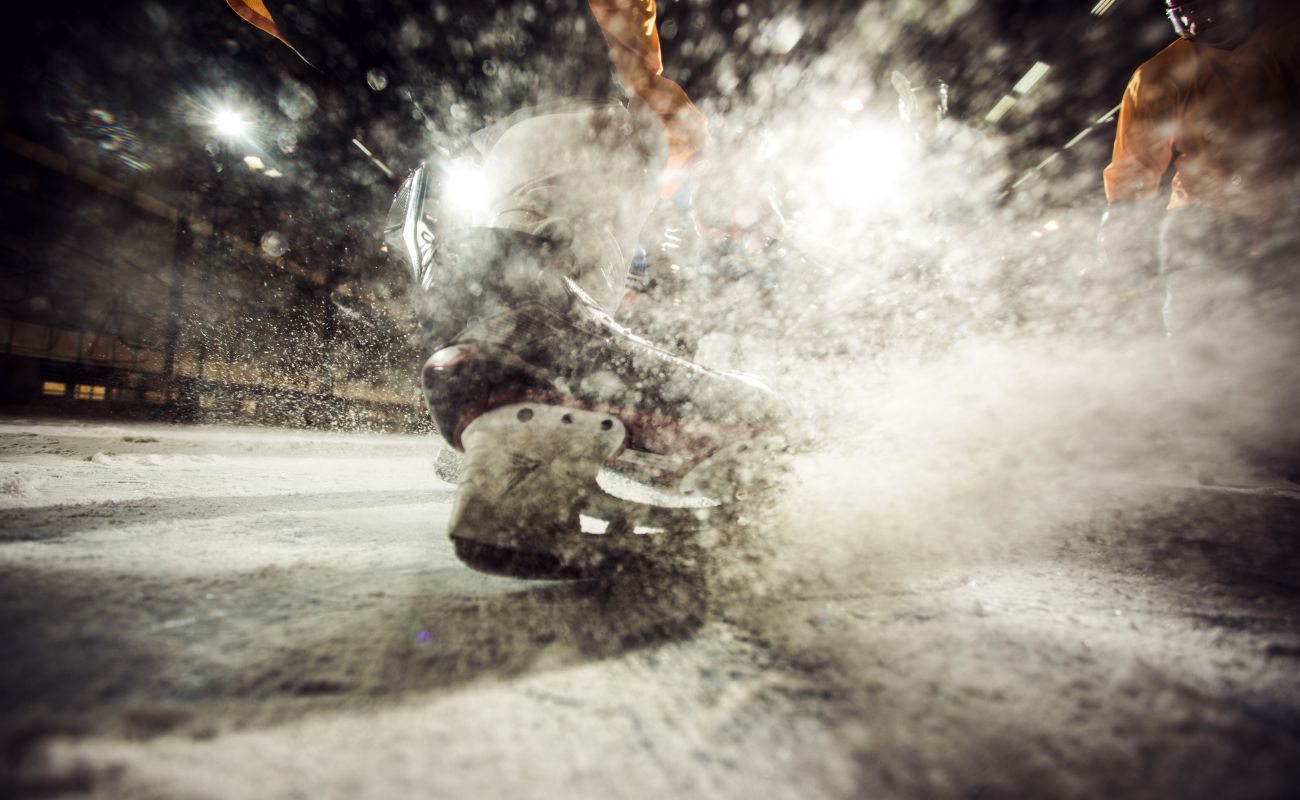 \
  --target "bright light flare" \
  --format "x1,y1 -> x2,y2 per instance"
443,162 -> 491,219
820,125 -> 911,213
212,108 -> 249,138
